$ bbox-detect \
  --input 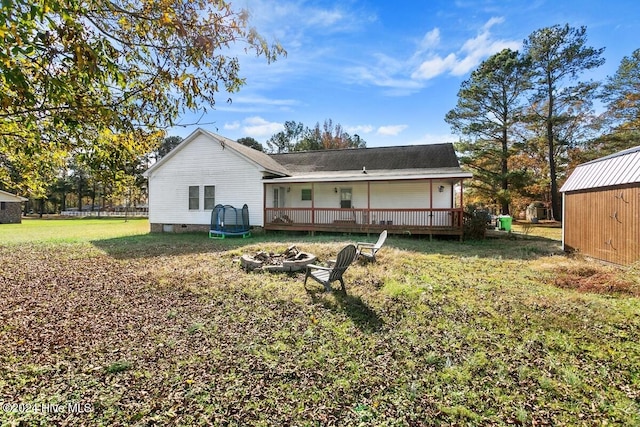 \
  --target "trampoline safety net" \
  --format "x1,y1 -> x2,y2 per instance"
209,204 -> 251,239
